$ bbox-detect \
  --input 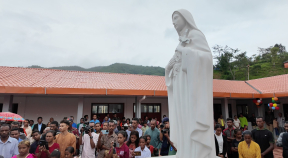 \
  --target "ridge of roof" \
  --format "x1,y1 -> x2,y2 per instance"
247,73 -> 288,81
